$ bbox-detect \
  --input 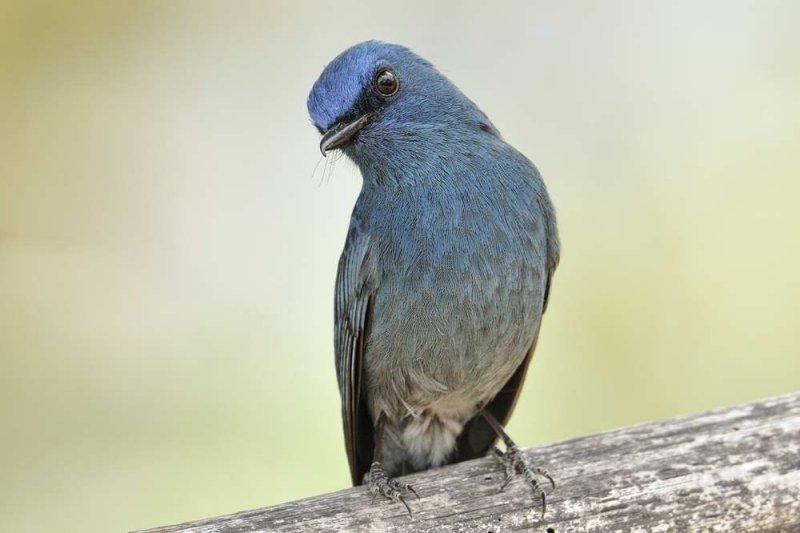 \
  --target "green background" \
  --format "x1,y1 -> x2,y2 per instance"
1,1 -> 799,531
